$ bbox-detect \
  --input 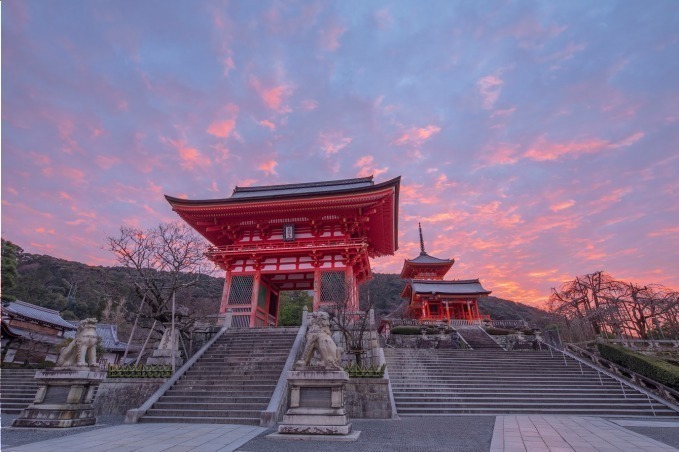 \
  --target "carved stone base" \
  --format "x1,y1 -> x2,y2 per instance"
11,368 -> 106,428
278,370 -> 352,436
278,424 -> 353,435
